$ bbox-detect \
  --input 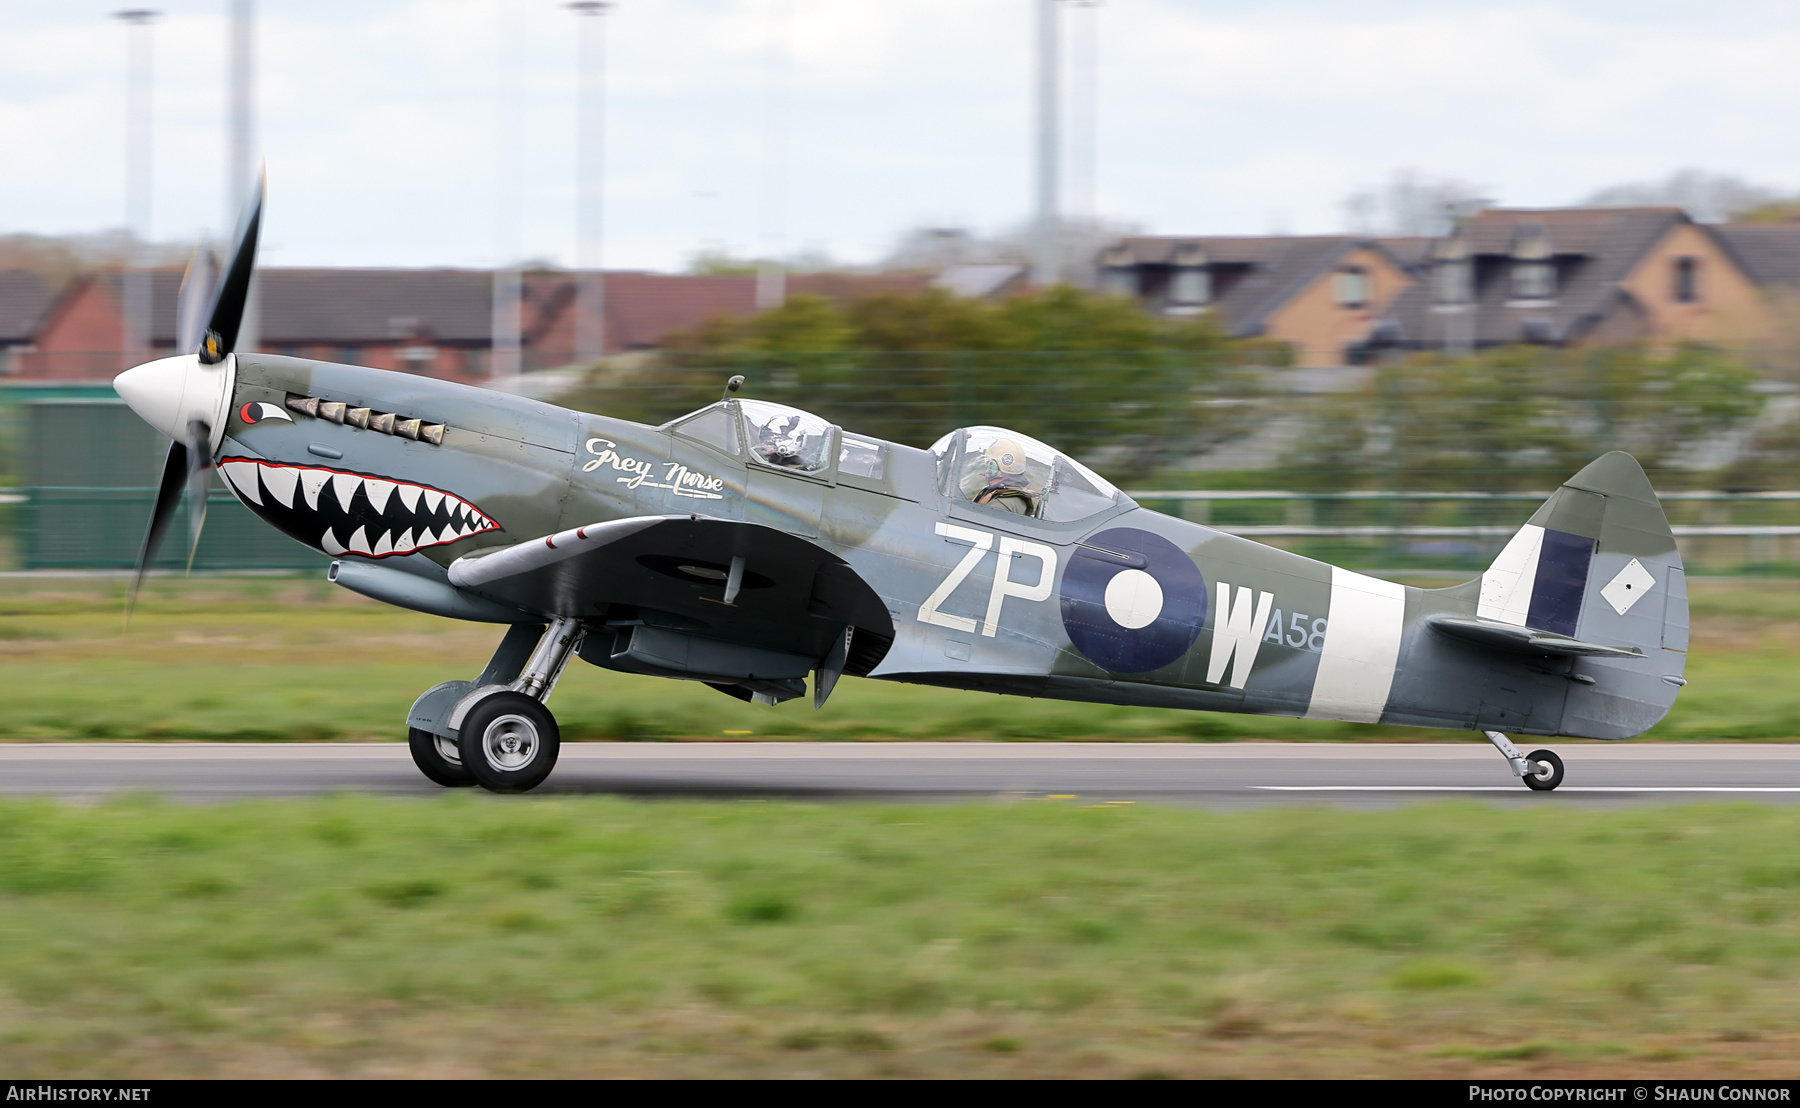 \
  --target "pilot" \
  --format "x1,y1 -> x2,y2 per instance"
756,414 -> 809,468
972,437 -> 1036,515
